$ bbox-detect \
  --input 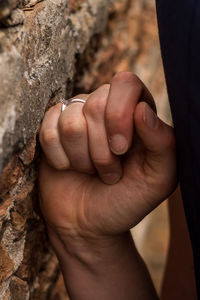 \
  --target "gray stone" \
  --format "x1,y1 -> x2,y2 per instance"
0,0 -> 110,173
